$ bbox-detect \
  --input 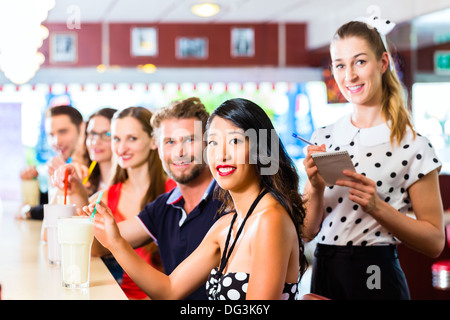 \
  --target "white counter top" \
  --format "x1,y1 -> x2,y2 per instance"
0,200 -> 127,300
